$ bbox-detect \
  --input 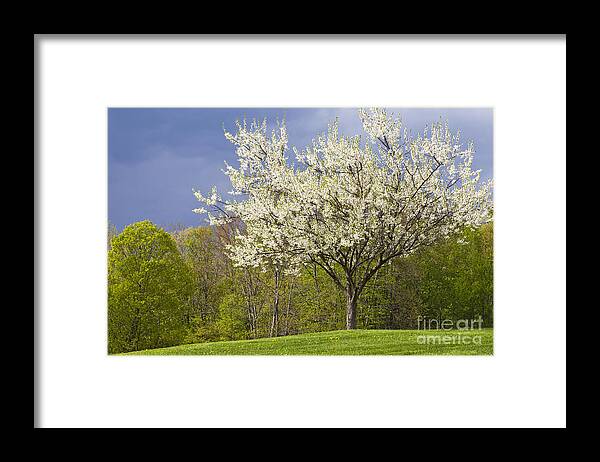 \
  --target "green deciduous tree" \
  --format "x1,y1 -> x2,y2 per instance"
107,221 -> 118,250
413,223 -> 493,326
172,226 -> 227,325
108,220 -> 194,353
